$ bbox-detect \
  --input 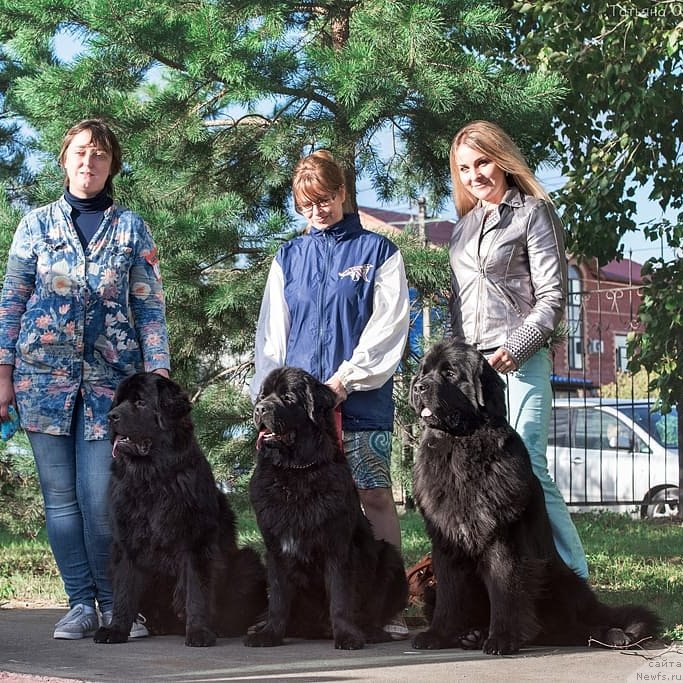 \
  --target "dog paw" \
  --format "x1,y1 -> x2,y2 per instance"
93,627 -> 129,644
185,626 -> 216,647
365,625 -> 393,644
460,628 -> 487,650
604,628 -> 631,647
483,634 -> 520,655
334,632 -> 365,650
243,628 -> 284,647
412,629 -> 447,650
